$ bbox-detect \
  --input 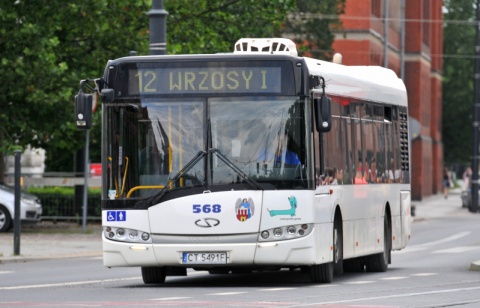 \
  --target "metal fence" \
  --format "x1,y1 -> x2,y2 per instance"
39,194 -> 101,222
2,173 -> 103,223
